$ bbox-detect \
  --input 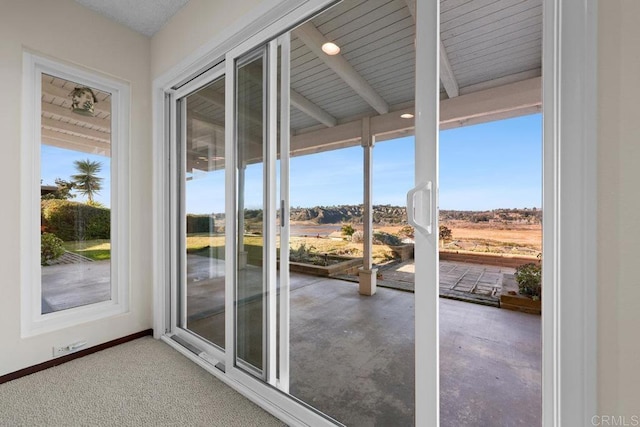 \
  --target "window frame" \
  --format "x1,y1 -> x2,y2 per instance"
21,52 -> 130,337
